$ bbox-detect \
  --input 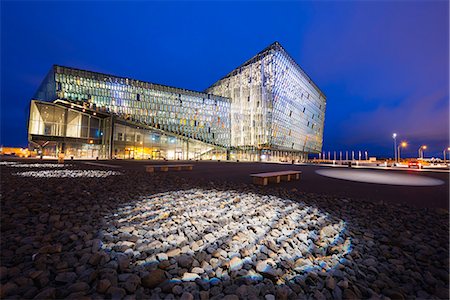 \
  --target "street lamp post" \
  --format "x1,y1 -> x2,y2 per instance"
444,147 -> 450,164
392,133 -> 397,162
418,145 -> 427,159
398,142 -> 407,162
